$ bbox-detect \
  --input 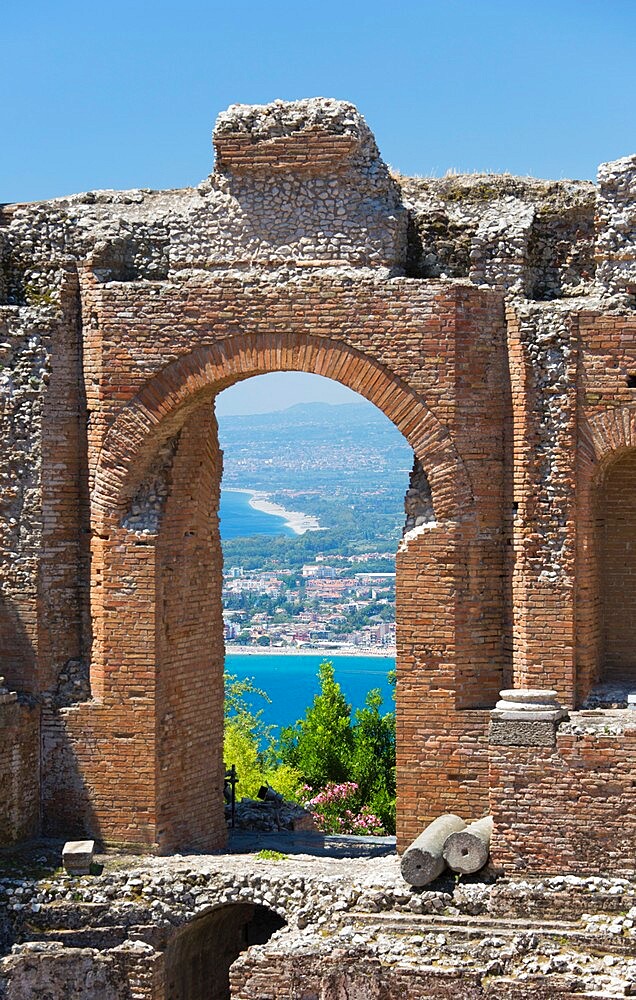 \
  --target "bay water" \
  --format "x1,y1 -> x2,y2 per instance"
225,652 -> 395,732
219,489 -> 295,540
